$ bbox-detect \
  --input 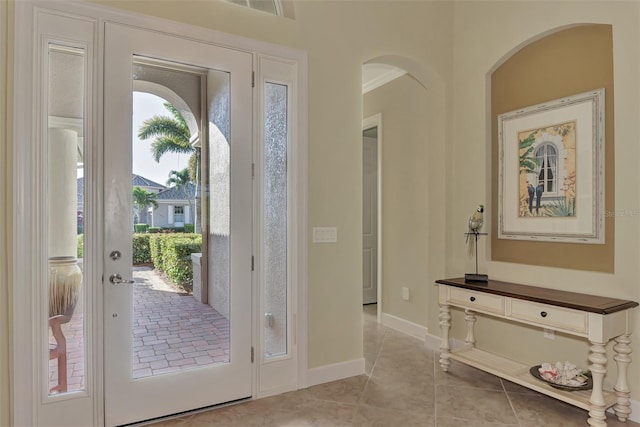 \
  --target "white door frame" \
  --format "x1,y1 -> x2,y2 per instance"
12,2 -> 308,425
104,23 -> 254,426
362,113 -> 382,322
